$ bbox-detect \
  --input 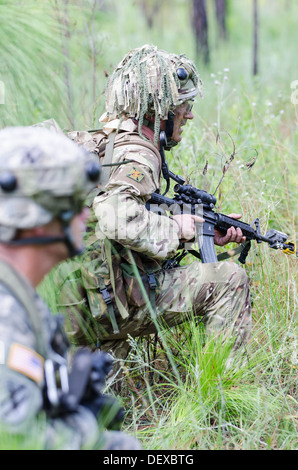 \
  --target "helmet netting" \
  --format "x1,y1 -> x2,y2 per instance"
105,45 -> 202,145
